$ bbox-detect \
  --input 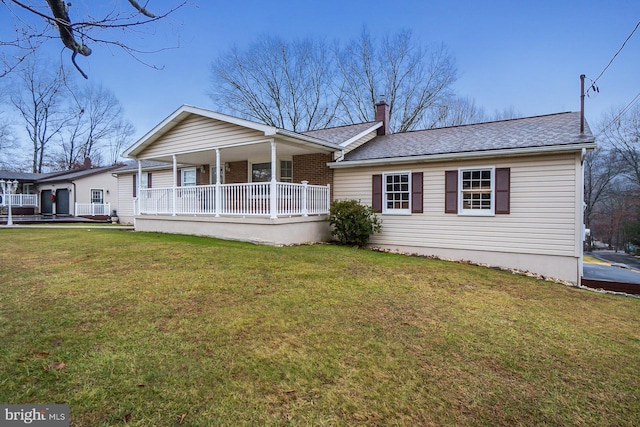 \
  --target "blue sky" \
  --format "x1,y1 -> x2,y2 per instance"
3,0 -> 640,140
